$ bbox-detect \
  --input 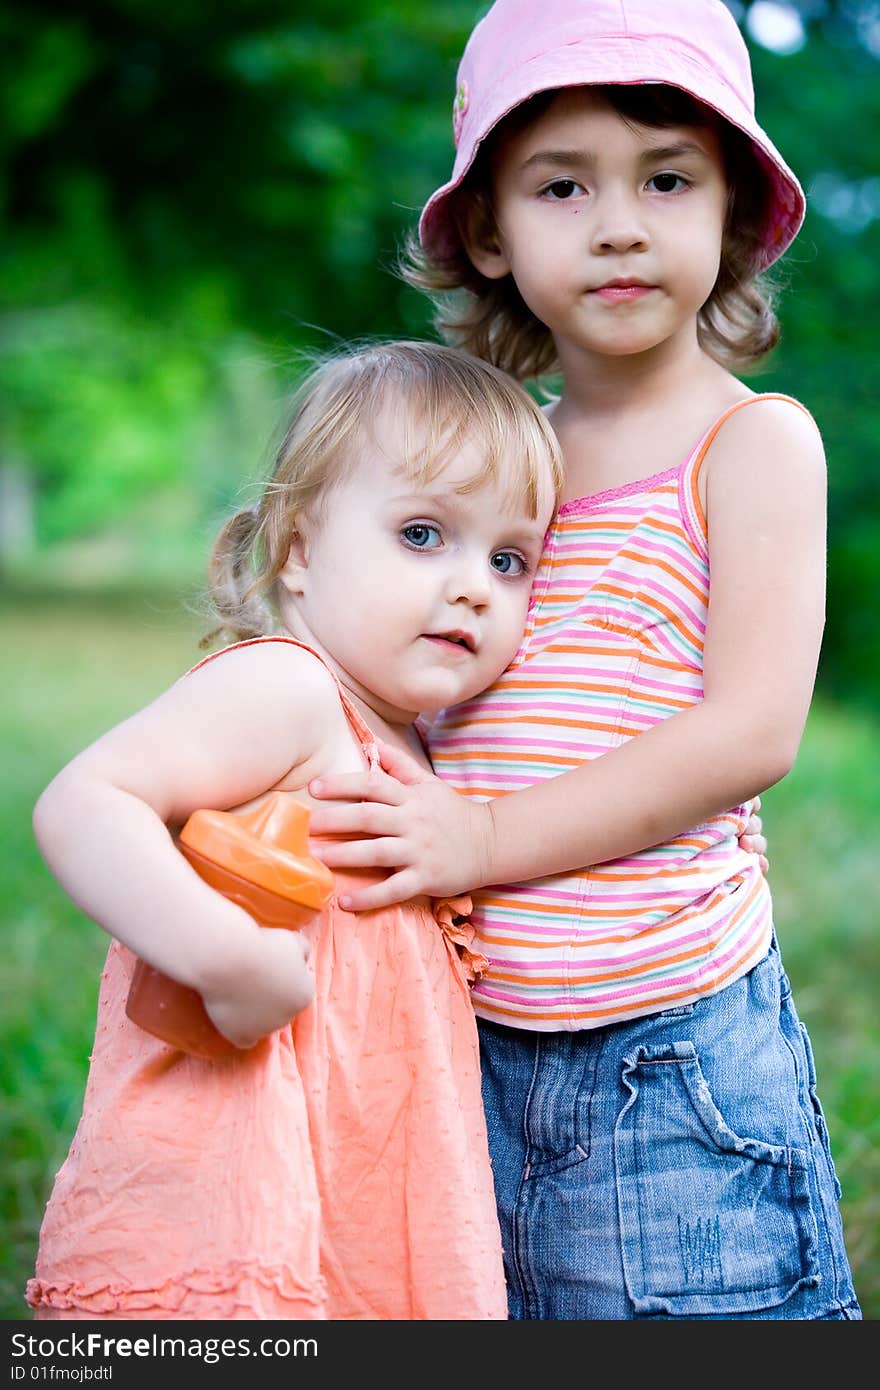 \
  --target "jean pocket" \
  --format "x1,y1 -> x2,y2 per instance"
615,1043 -> 820,1316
